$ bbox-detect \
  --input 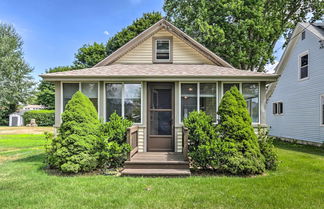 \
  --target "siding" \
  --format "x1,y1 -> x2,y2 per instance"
267,29 -> 324,143
115,29 -> 213,64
